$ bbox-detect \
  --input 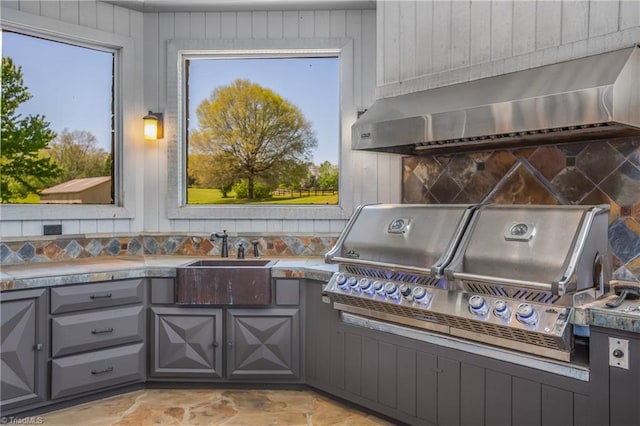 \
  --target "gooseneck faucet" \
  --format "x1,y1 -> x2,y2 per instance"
211,230 -> 229,258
